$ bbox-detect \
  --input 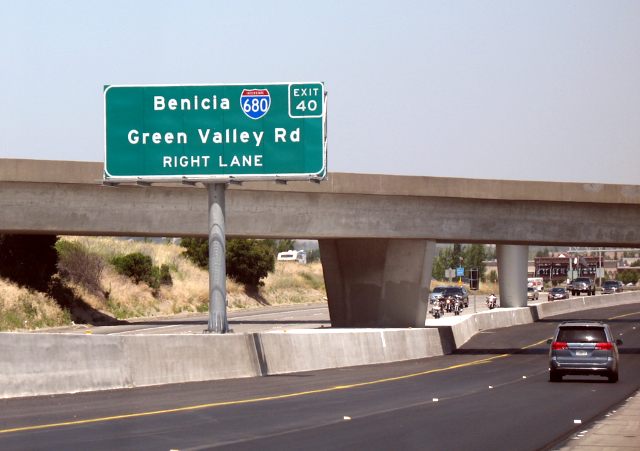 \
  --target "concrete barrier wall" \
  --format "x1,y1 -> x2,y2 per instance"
1,292 -> 639,399
256,328 -> 444,375
124,334 -> 261,386
439,292 -> 640,350
0,333 -> 260,398
433,307 -> 538,351
535,291 -> 640,319
0,334 -> 129,398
